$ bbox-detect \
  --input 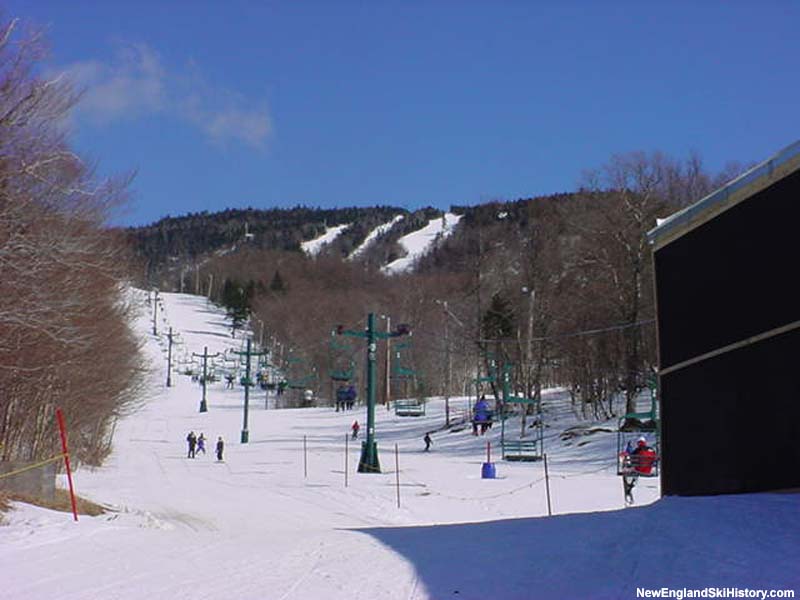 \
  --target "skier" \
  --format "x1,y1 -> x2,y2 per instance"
345,385 -> 357,410
473,395 -> 490,435
186,431 -> 197,458
621,436 -> 657,504
335,386 -> 347,412
351,420 -> 360,440
630,436 -> 657,475
424,432 -> 432,452
215,436 -> 225,462
197,433 -> 206,455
